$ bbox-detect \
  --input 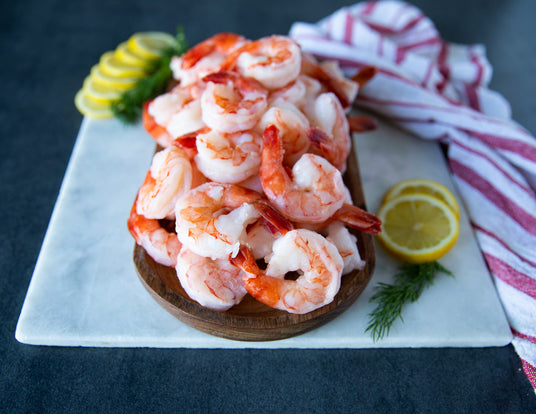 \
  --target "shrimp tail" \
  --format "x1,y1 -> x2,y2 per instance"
348,116 -> 377,133
253,199 -> 294,235
351,65 -> 378,87
229,245 -> 259,275
173,126 -> 211,153
334,203 -> 382,235
230,246 -> 282,307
